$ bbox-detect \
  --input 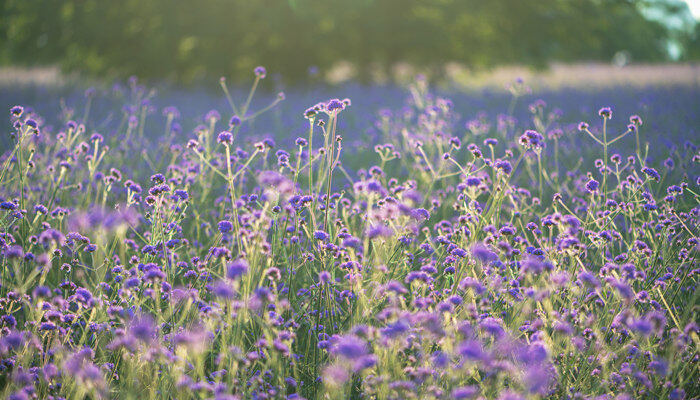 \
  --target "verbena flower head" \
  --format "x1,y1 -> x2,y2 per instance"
325,98 -> 346,114
217,131 -> 233,145
226,259 -> 248,280
641,166 -> 661,181
254,66 -> 267,78
331,335 -> 367,360
518,130 -> 545,149
229,115 -> 241,127
10,105 -> 23,117
495,160 -> 512,174
217,220 -> 233,234
585,179 -> 600,193
314,230 -> 329,241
